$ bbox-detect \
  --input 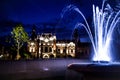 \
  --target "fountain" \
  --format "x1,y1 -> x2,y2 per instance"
63,0 -> 120,79
61,0 -> 120,62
